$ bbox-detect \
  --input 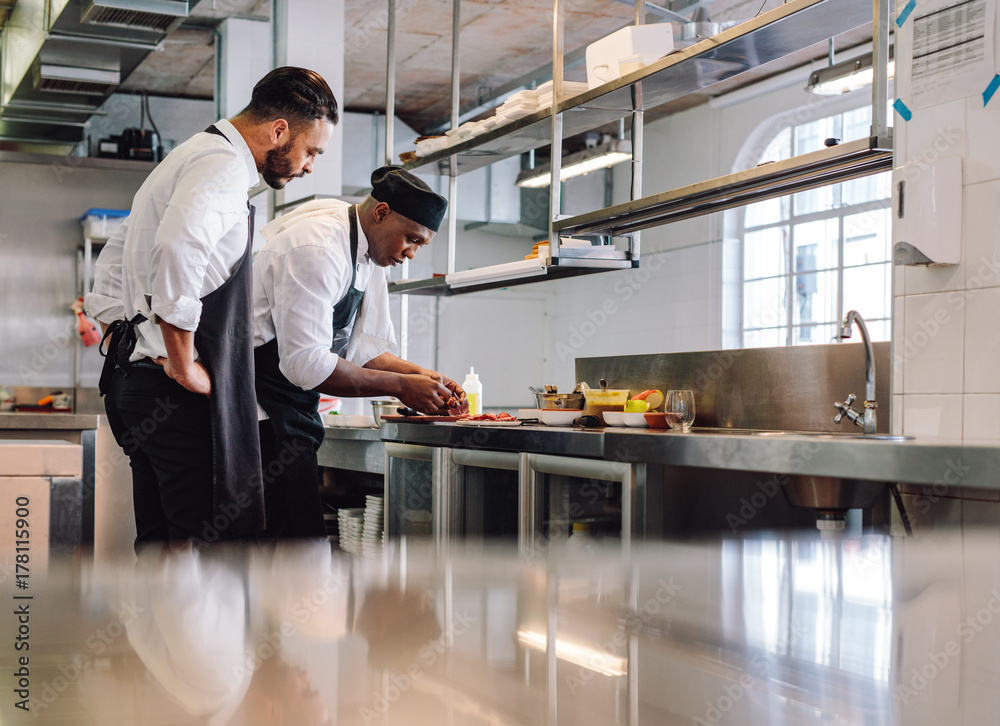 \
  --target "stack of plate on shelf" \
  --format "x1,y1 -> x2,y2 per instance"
411,82 -> 590,158
535,80 -> 589,108
362,495 -> 384,557
337,507 -> 364,555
